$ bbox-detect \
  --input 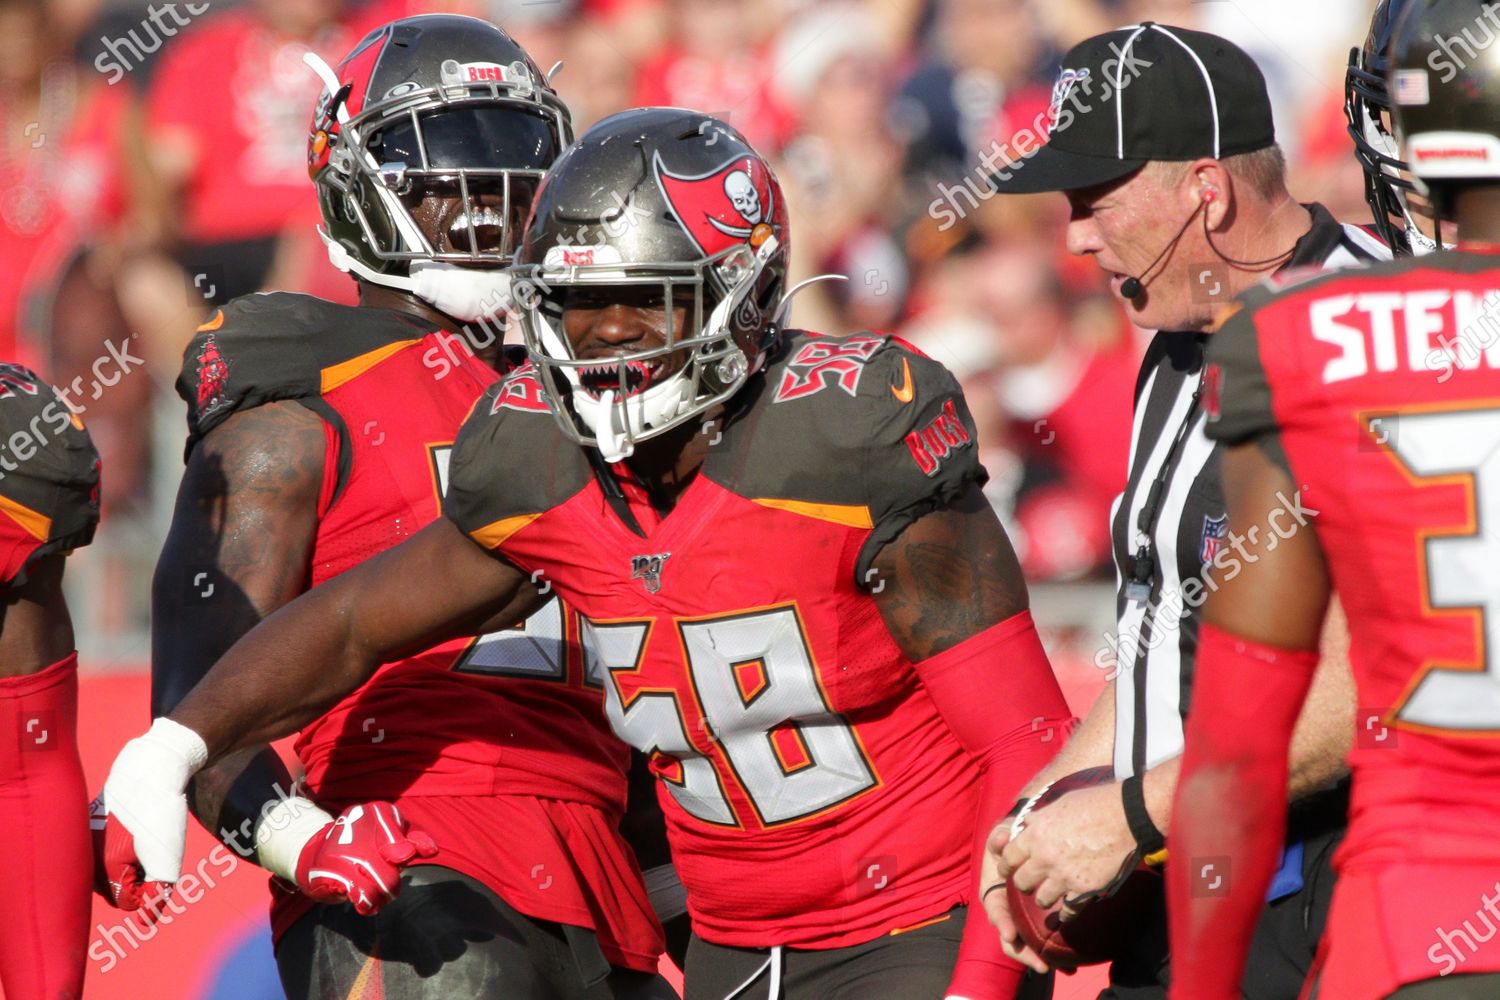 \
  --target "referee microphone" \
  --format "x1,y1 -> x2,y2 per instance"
1119,187 -> 1216,300
1121,185 -> 1296,300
